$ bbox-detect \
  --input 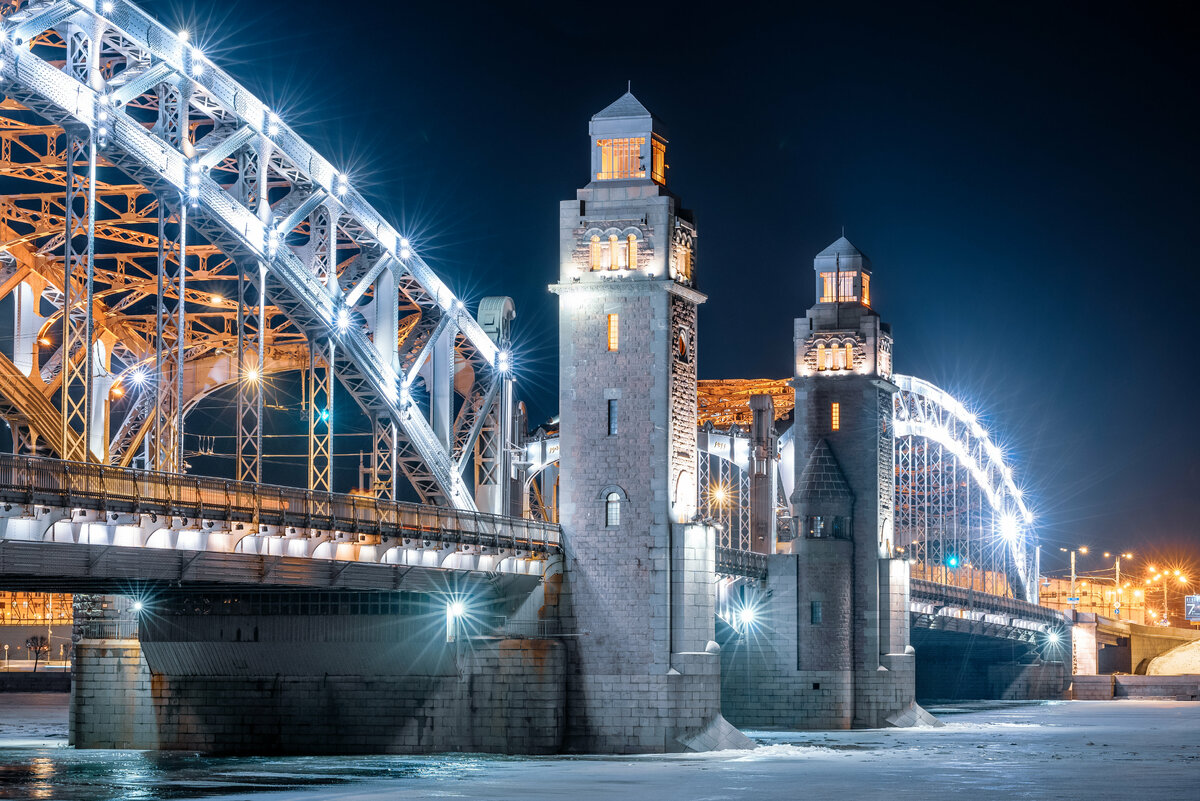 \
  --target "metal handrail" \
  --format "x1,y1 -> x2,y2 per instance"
0,454 -> 561,552
716,546 -> 769,580
910,578 -> 1065,625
